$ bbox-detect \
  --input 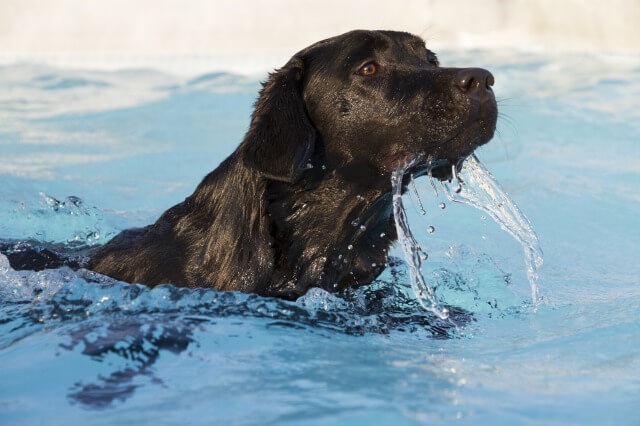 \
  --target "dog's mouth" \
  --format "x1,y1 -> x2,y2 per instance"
383,112 -> 496,182
410,157 -> 464,181
408,118 -> 495,181
383,152 -> 467,183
